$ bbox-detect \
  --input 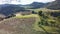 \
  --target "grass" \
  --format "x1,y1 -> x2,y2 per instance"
27,8 -> 41,12
14,8 -> 60,34
32,15 -> 59,33
33,19 -> 59,33
15,14 -> 60,33
28,8 -> 60,13
42,26 -> 58,32
15,14 -> 39,18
